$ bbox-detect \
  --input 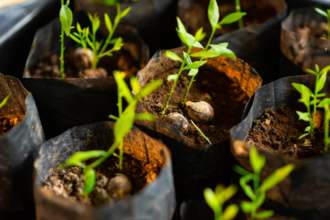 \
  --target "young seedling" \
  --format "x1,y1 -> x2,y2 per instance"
0,93 -> 11,108
191,119 -> 212,144
160,0 -> 245,116
234,146 -> 295,220
59,71 -> 162,197
204,184 -> 239,220
235,0 -> 244,29
70,4 -> 129,69
316,98 -> 330,156
315,8 -> 330,40
59,0 -> 73,78
292,65 -> 330,141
